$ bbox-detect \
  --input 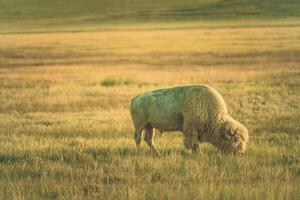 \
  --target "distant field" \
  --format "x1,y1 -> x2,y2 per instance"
1,0 -> 300,33
0,0 -> 300,199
